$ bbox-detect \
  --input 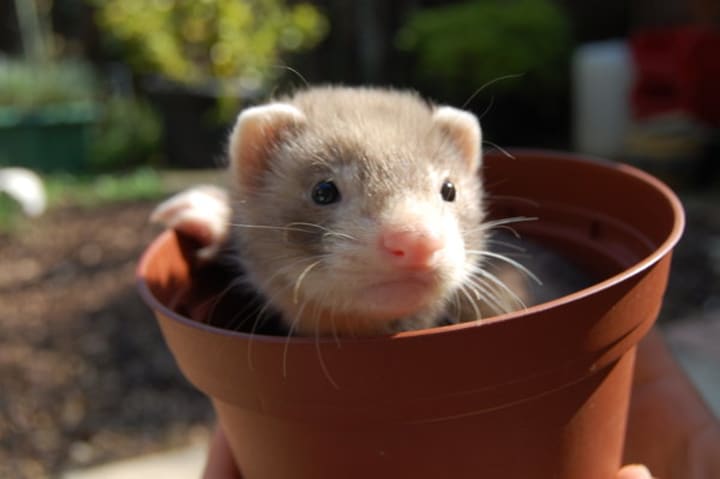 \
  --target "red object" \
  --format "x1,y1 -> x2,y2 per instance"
137,151 -> 684,479
631,26 -> 720,126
